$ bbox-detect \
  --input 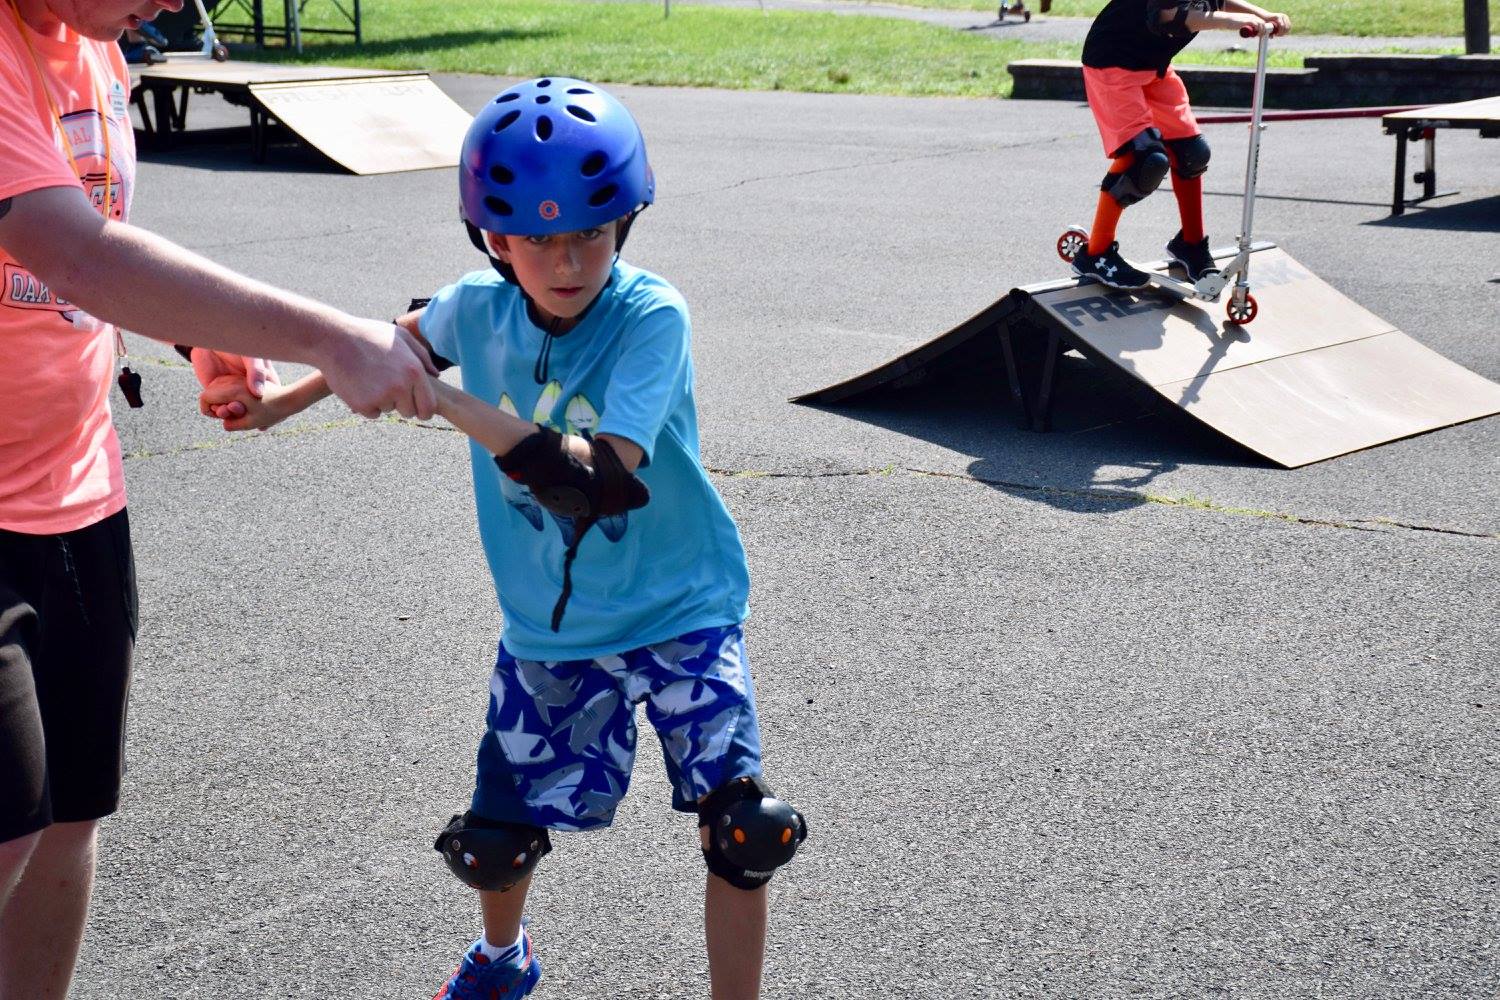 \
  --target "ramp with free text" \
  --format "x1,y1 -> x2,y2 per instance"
793,244 -> 1500,468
